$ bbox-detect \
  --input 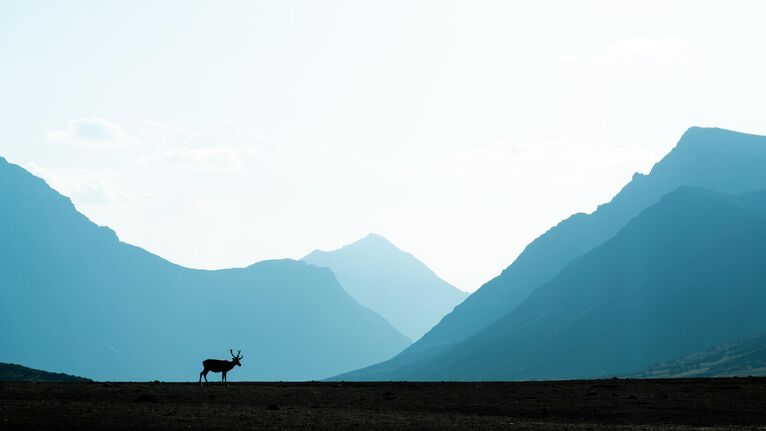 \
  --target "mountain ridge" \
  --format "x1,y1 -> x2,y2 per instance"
302,233 -> 467,340
339,126 -> 766,380
339,186 -> 766,380
0,156 -> 410,381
